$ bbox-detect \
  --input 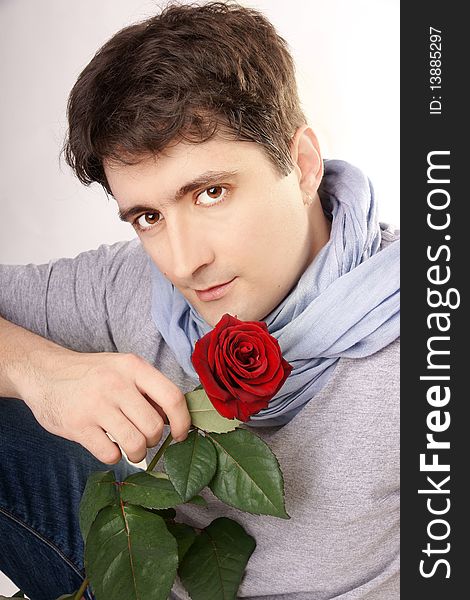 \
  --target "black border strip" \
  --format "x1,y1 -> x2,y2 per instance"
401,2 -> 466,596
